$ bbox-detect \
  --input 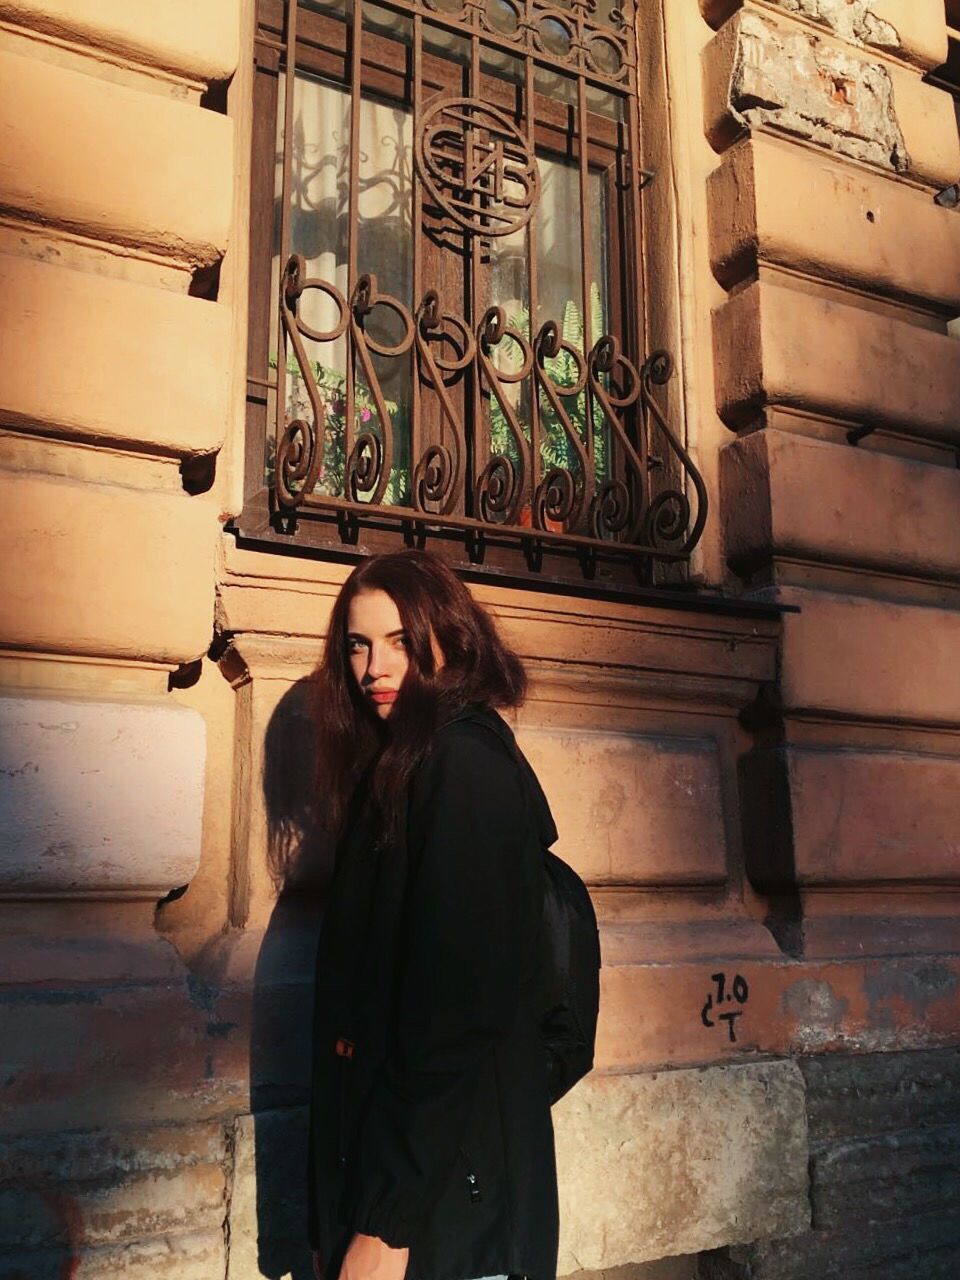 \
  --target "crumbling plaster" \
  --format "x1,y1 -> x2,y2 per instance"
766,0 -> 899,51
728,10 -> 908,171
